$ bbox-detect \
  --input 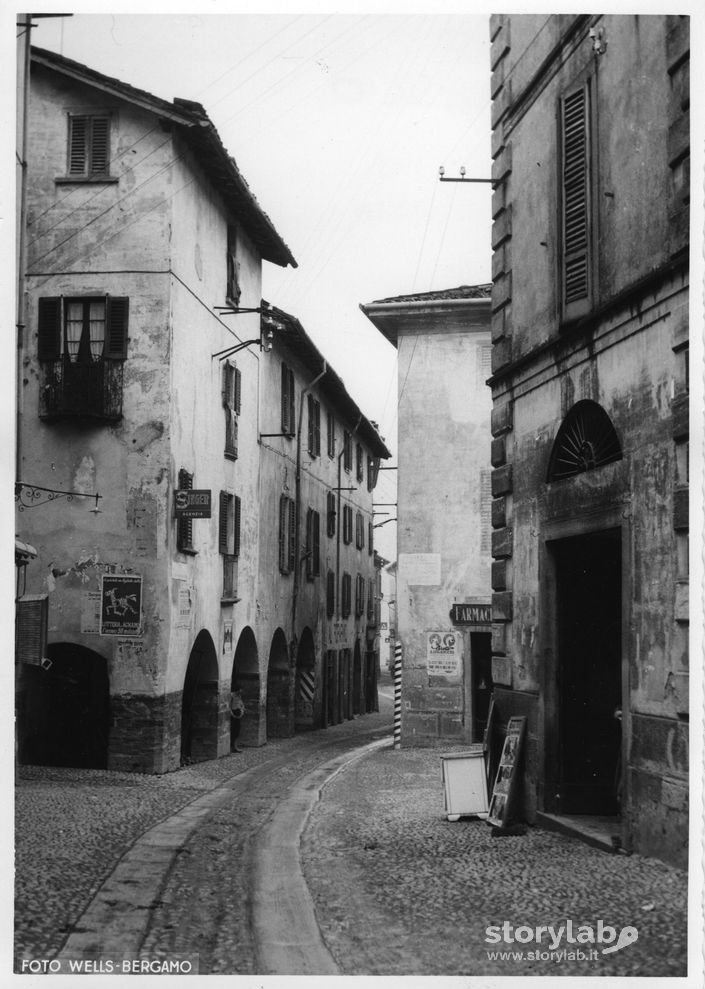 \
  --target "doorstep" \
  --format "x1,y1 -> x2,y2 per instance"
535,812 -> 623,854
